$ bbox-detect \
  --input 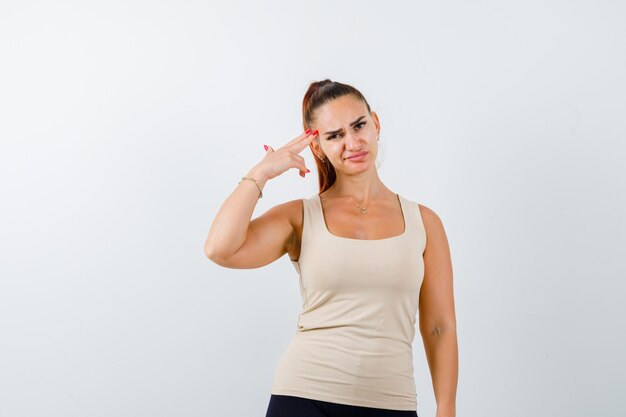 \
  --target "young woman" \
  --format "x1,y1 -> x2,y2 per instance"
205,80 -> 458,417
